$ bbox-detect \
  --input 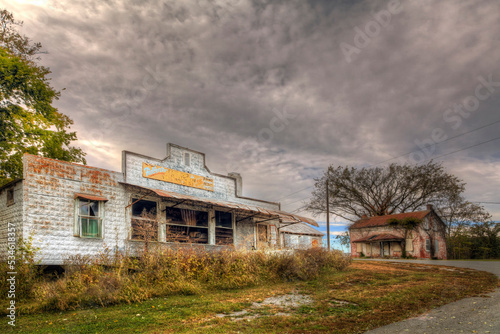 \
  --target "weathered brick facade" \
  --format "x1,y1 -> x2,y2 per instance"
349,209 -> 447,260
0,143 -> 318,265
